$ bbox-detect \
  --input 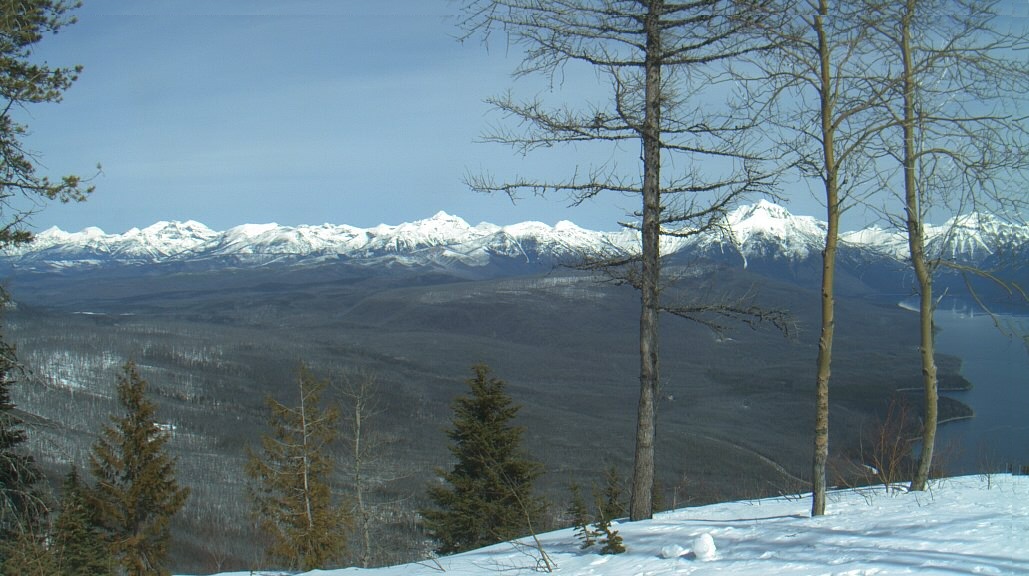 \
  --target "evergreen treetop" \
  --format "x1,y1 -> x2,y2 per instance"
423,364 -> 543,555
89,361 -> 188,576
245,363 -> 348,571
52,468 -> 113,576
